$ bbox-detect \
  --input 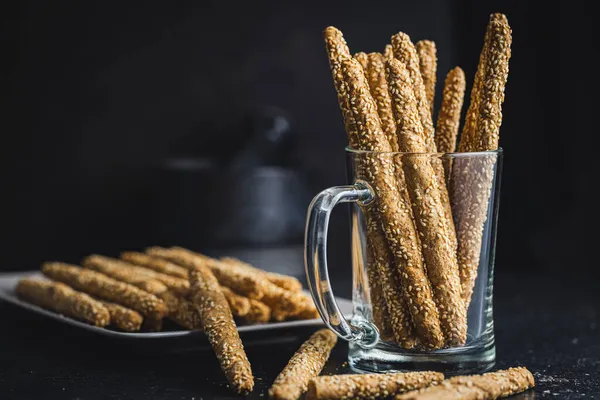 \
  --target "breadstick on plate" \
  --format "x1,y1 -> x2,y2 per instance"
306,371 -> 444,400
220,257 -> 303,293
42,262 -> 167,319
415,40 -> 437,115
16,278 -> 110,327
340,56 -> 444,349
97,299 -> 143,332
386,57 -> 467,346
190,266 -> 254,395
268,329 -> 337,400
83,254 -> 189,295
145,246 -> 207,271
220,285 -> 252,317
435,67 -> 466,154
244,298 -> 271,324
120,251 -> 189,278
365,240 -> 394,341
396,367 -> 534,400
